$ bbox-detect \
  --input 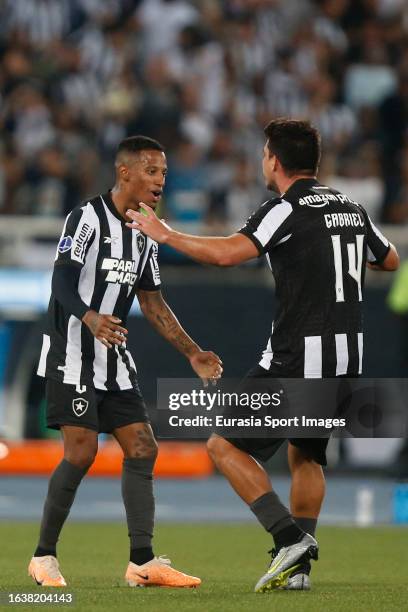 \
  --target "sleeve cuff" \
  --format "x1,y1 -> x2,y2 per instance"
238,228 -> 264,256
371,244 -> 390,266
77,304 -> 90,321
54,259 -> 83,269
137,284 -> 161,292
